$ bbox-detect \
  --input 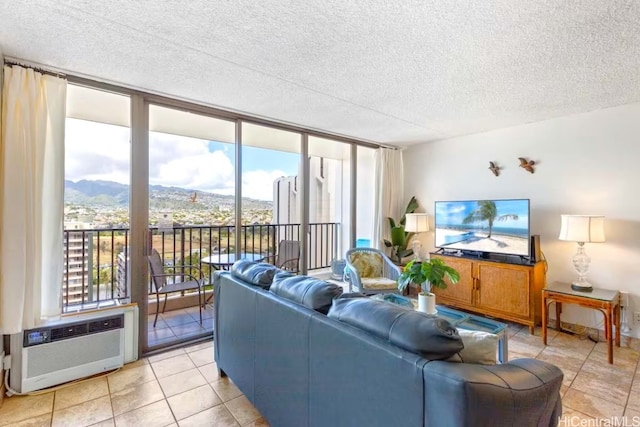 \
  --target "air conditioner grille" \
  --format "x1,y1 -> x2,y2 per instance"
26,330 -> 122,379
